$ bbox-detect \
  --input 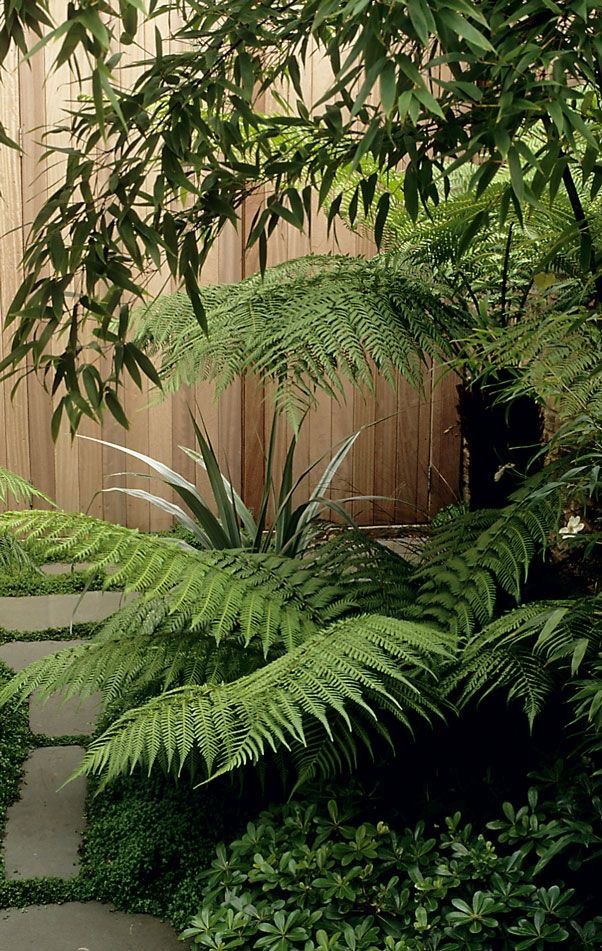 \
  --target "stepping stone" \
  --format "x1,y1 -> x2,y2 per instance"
40,562 -> 93,575
0,902 -> 184,949
3,746 -> 86,879
378,535 -> 427,562
0,640 -> 100,736
0,591 -> 131,631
